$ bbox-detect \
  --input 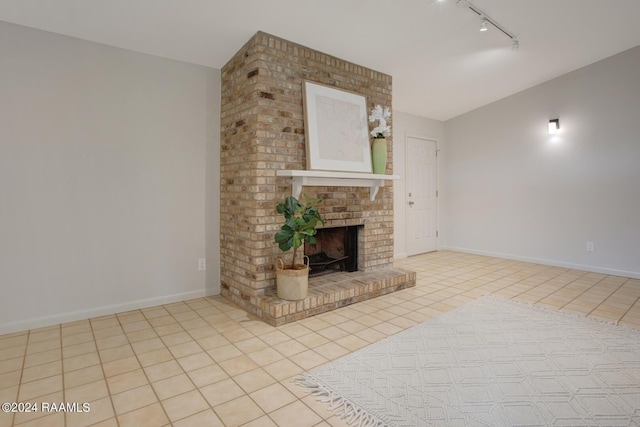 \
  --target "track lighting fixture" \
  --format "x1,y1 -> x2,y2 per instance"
450,0 -> 519,49
548,119 -> 560,135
